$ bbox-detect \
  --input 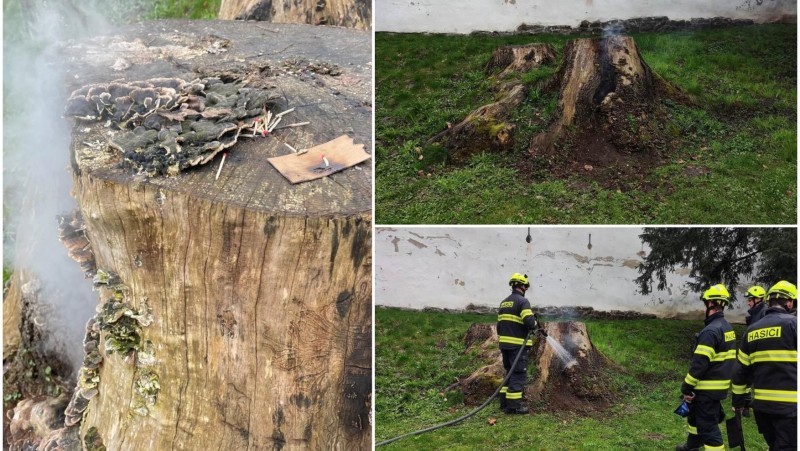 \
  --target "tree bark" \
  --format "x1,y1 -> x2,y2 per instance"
53,20 -> 372,450
531,35 -> 685,155
218,0 -> 371,30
